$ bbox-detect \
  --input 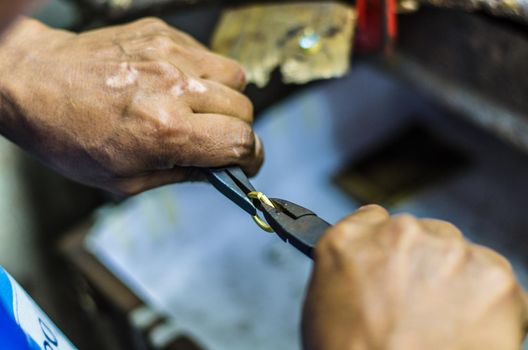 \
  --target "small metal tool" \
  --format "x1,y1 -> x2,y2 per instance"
205,166 -> 331,259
